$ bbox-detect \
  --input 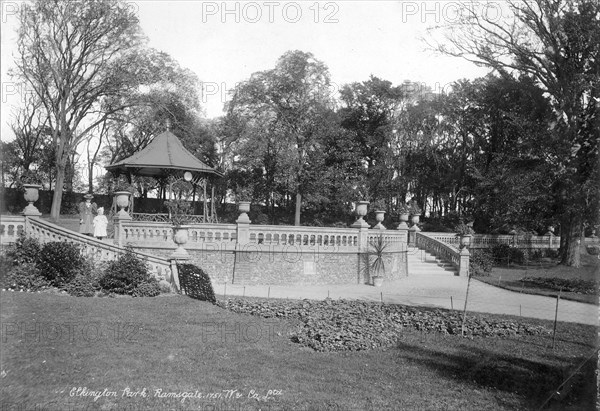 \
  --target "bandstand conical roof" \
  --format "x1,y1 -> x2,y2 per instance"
105,130 -> 222,180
